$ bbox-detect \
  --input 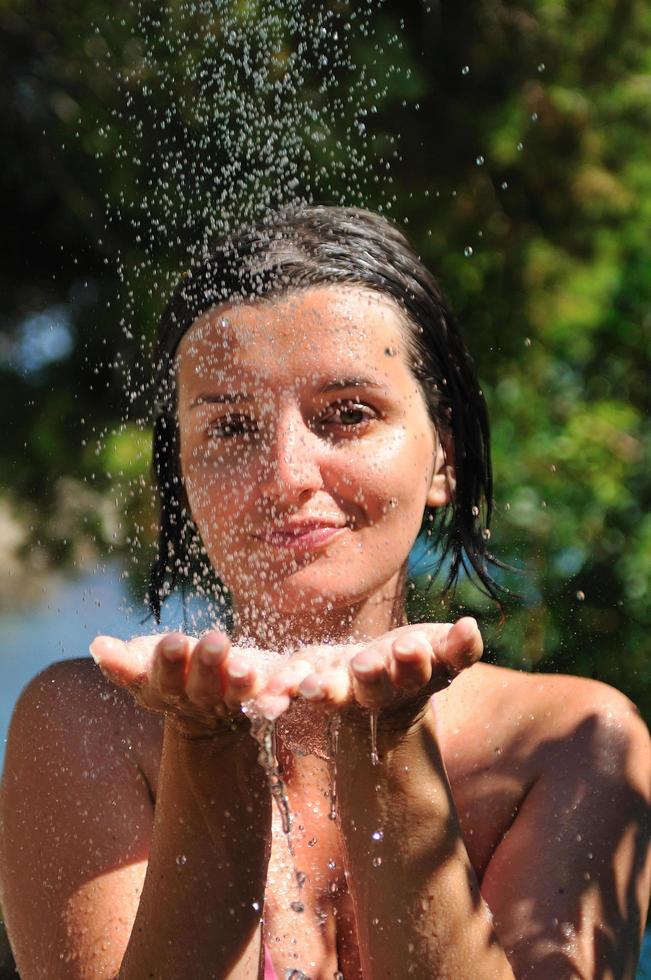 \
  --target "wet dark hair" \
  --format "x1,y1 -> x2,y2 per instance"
148,205 -> 501,621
